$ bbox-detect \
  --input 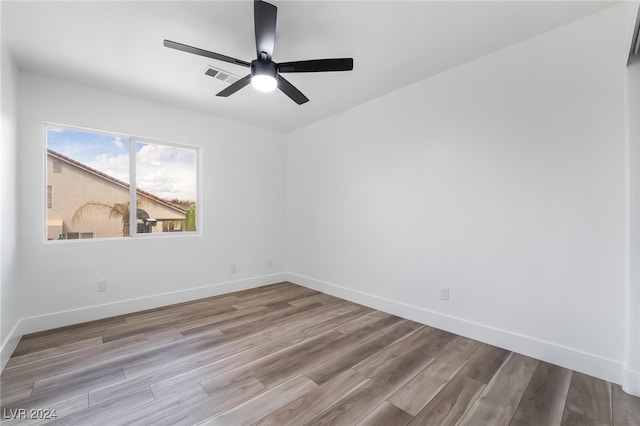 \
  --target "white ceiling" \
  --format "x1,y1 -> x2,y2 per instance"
1,1 -> 614,132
